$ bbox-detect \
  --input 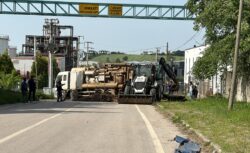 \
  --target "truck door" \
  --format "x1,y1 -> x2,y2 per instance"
61,74 -> 69,90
